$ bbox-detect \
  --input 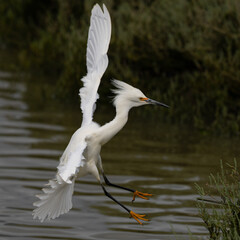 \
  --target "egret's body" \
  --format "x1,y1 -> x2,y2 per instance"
33,4 -> 168,225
